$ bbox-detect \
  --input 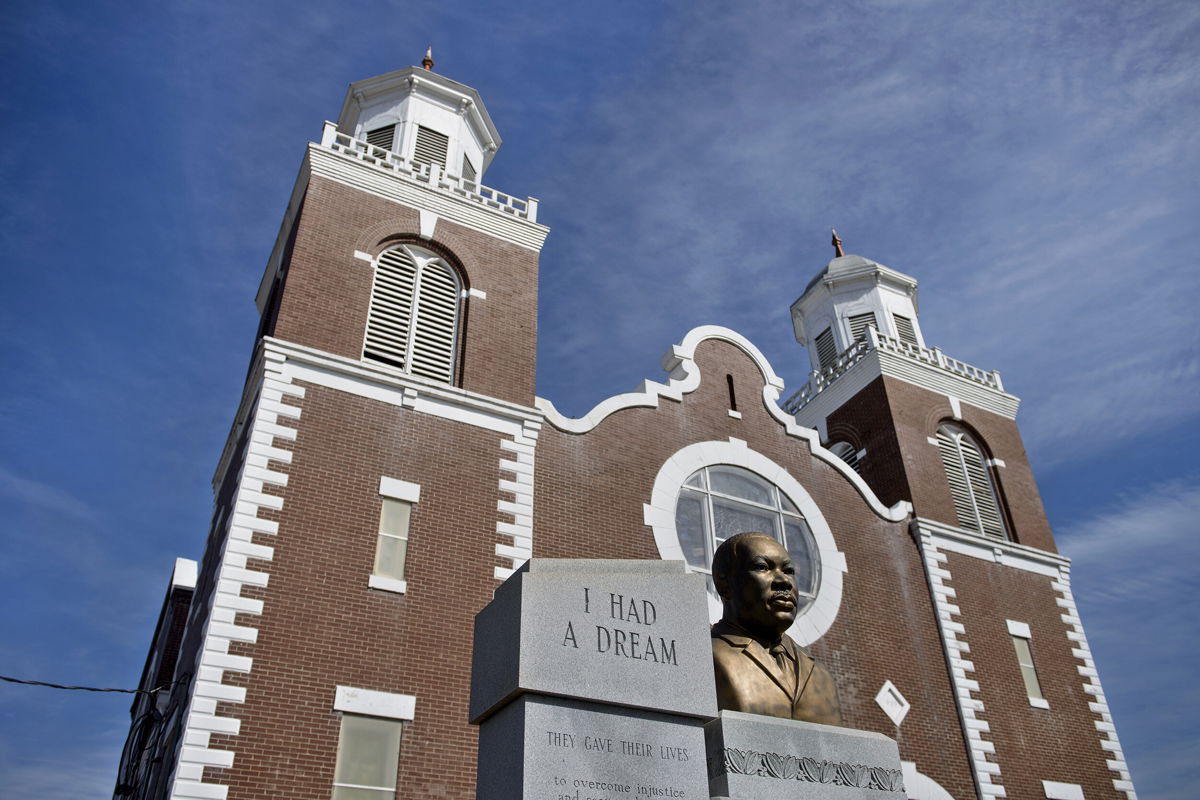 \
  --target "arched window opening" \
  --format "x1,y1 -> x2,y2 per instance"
828,442 -> 862,474
935,423 -> 1007,539
674,465 -> 820,615
363,244 -> 461,384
